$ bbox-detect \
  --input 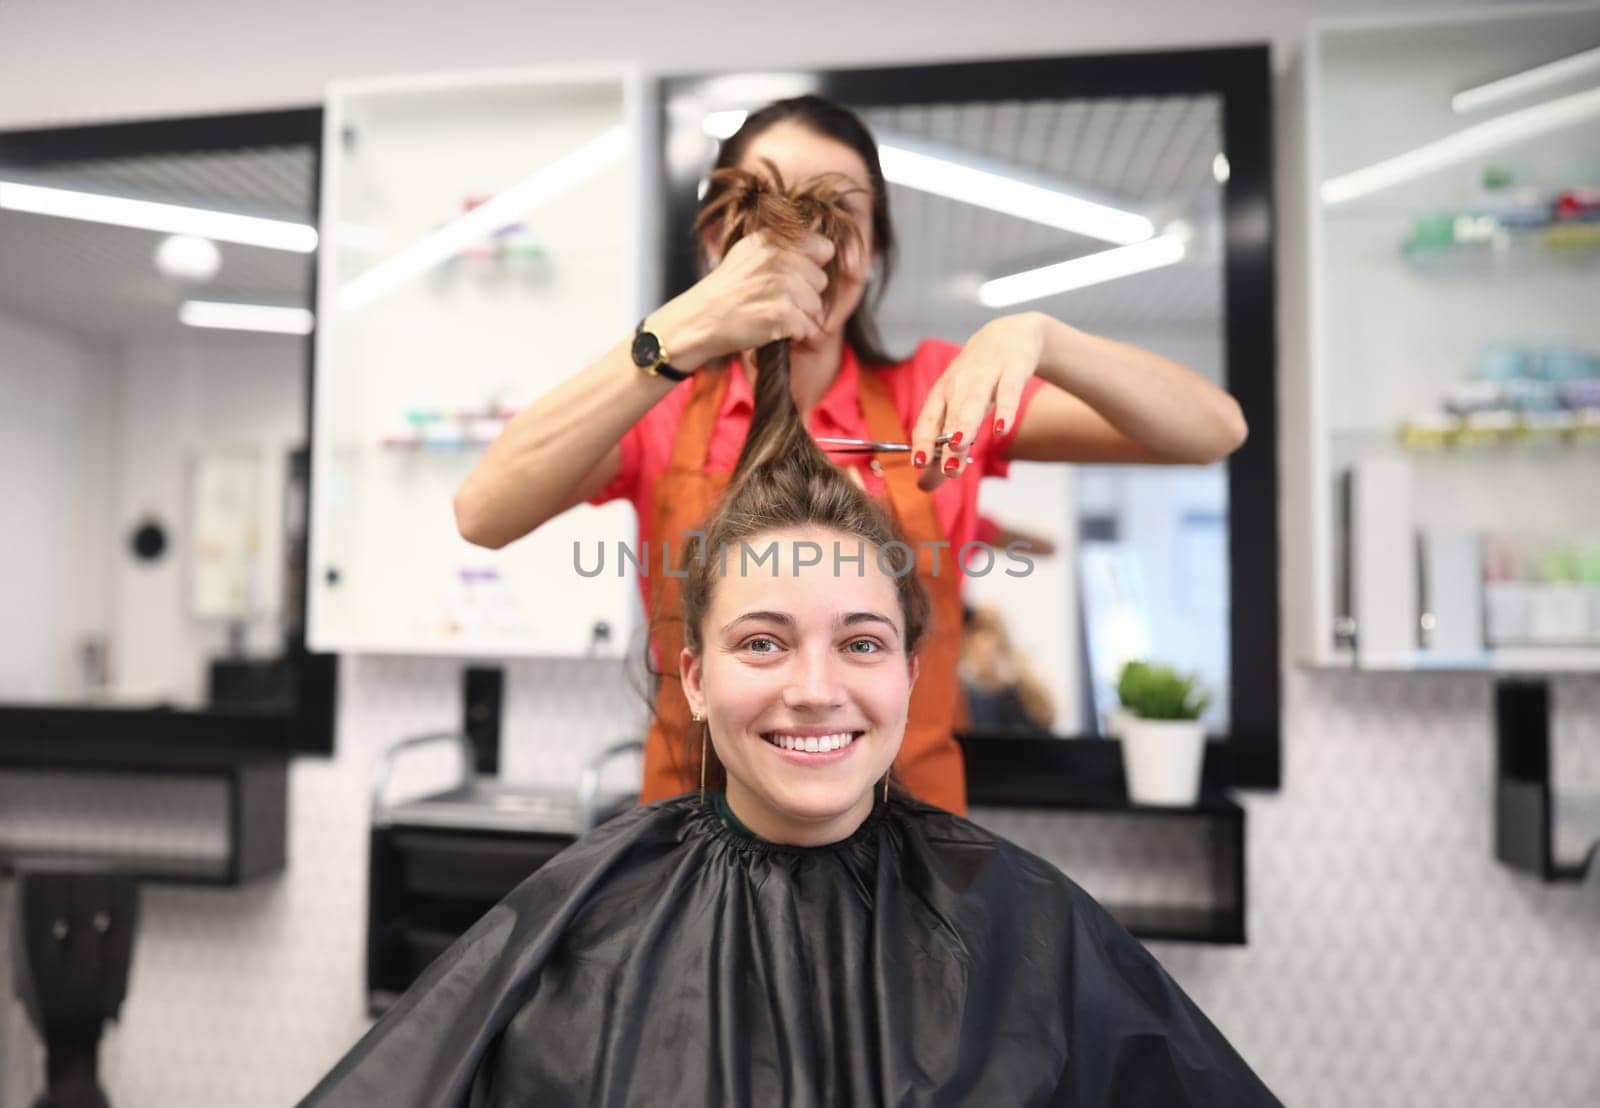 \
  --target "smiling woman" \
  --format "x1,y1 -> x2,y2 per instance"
298,166 -> 1279,1108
